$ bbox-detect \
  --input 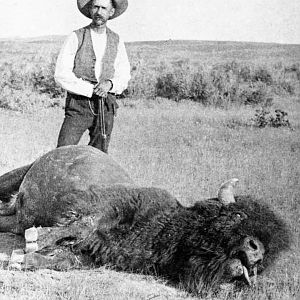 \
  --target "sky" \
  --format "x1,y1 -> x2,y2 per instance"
0,0 -> 300,44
